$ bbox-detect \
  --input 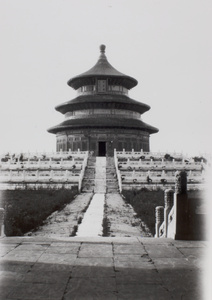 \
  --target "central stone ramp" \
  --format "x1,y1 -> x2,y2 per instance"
77,194 -> 105,237
94,157 -> 106,193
